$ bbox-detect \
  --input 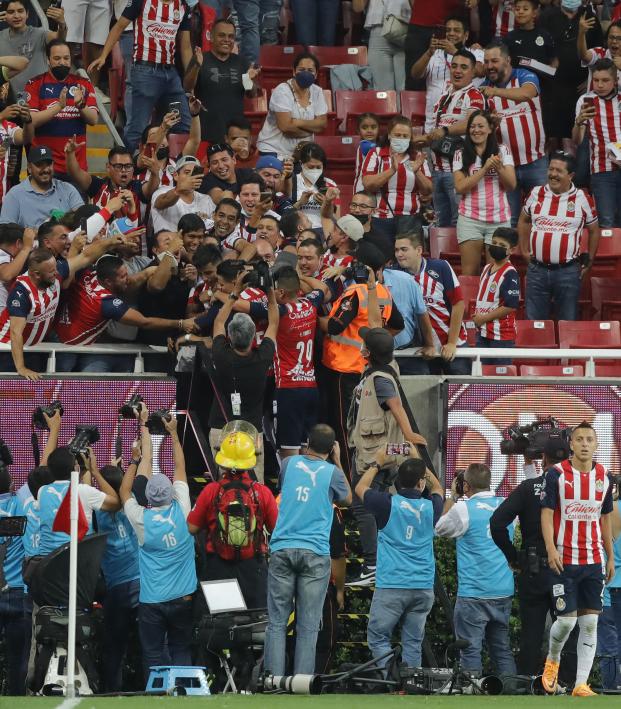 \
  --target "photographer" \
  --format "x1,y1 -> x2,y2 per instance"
490,435 -> 570,677
120,414 -> 197,681
355,446 -> 443,671
347,327 -> 426,588
435,463 -> 516,676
